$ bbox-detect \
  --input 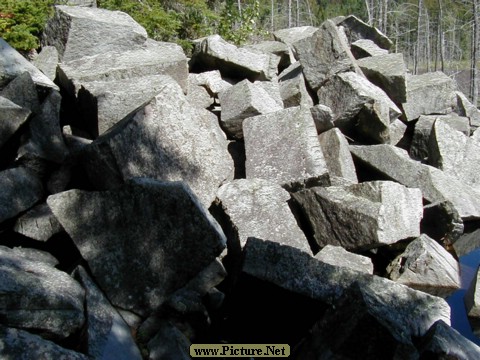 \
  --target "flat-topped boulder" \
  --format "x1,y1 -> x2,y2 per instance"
402,72 -> 457,121
292,181 -> 423,251
213,179 -> 311,253
350,39 -> 389,58
43,5 -> 147,62
219,79 -> 283,139
357,53 -> 407,104
317,71 -> 401,143
58,39 -> 188,95
315,245 -> 373,274
190,35 -> 278,81
350,144 -> 480,220
336,15 -> 393,50
243,106 -> 329,190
